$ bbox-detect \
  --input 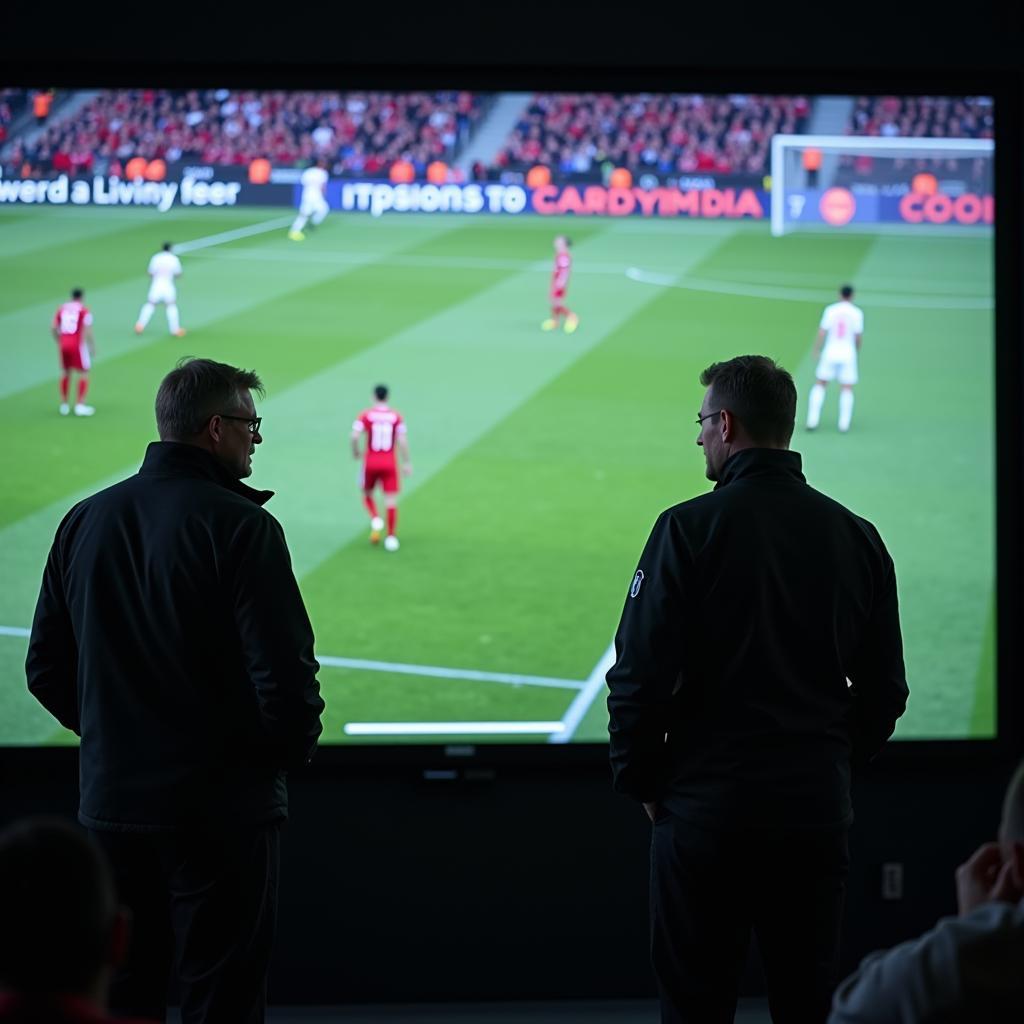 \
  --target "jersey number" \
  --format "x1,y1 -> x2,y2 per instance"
59,310 -> 80,334
370,422 -> 394,452
836,319 -> 846,338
